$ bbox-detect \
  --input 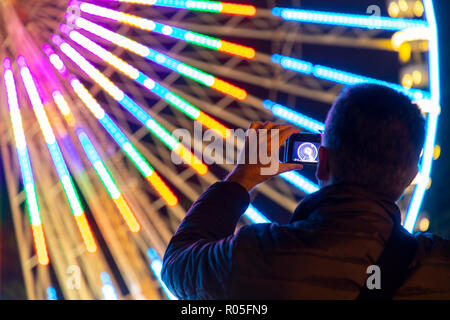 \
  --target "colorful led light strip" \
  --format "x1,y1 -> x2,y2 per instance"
52,90 -> 141,232
64,25 -> 231,137
76,127 -> 141,232
147,248 -> 178,300
404,0 -> 440,233
18,56 -> 97,253
244,206 -> 269,224
46,286 -> 58,300
73,2 -> 255,60
100,272 -> 119,300
3,58 -> 49,266
272,54 -> 429,101
272,7 -> 427,31
53,36 -> 208,176
44,46 -> 314,224
104,0 -> 256,16
263,100 -> 324,133
280,171 -> 319,194
69,77 -> 179,207
69,15 -> 247,100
